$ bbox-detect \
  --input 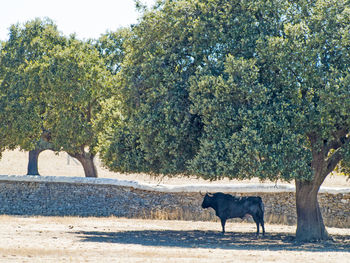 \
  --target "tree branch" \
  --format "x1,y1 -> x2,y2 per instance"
325,148 -> 344,176
324,129 -> 350,176
287,65 -> 304,87
325,128 -> 349,153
